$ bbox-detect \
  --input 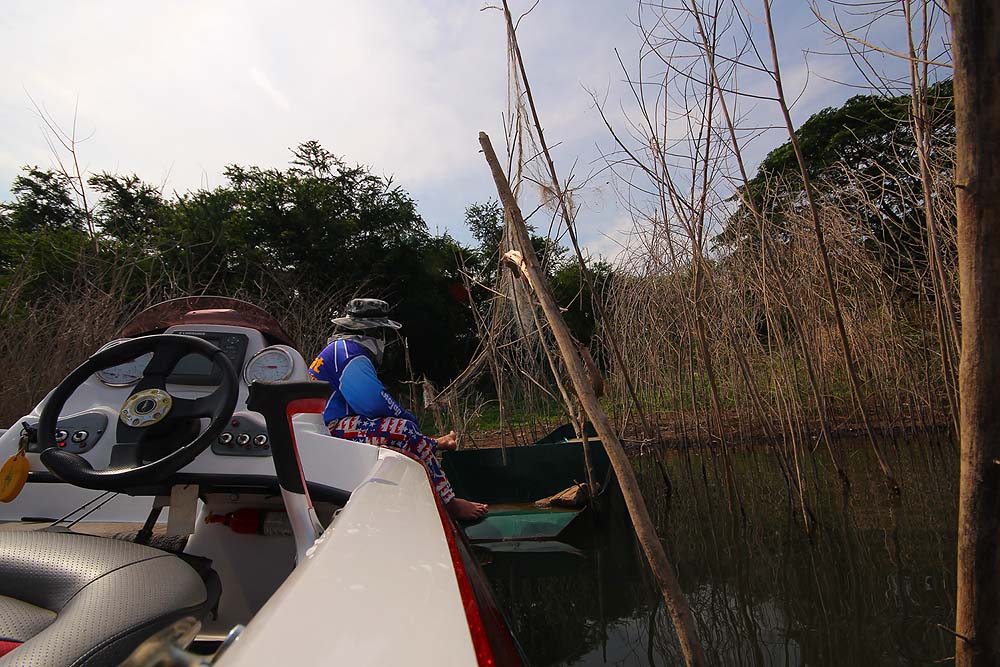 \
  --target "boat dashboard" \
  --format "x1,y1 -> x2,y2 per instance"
0,318 -> 387,507
18,324 -> 303,463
